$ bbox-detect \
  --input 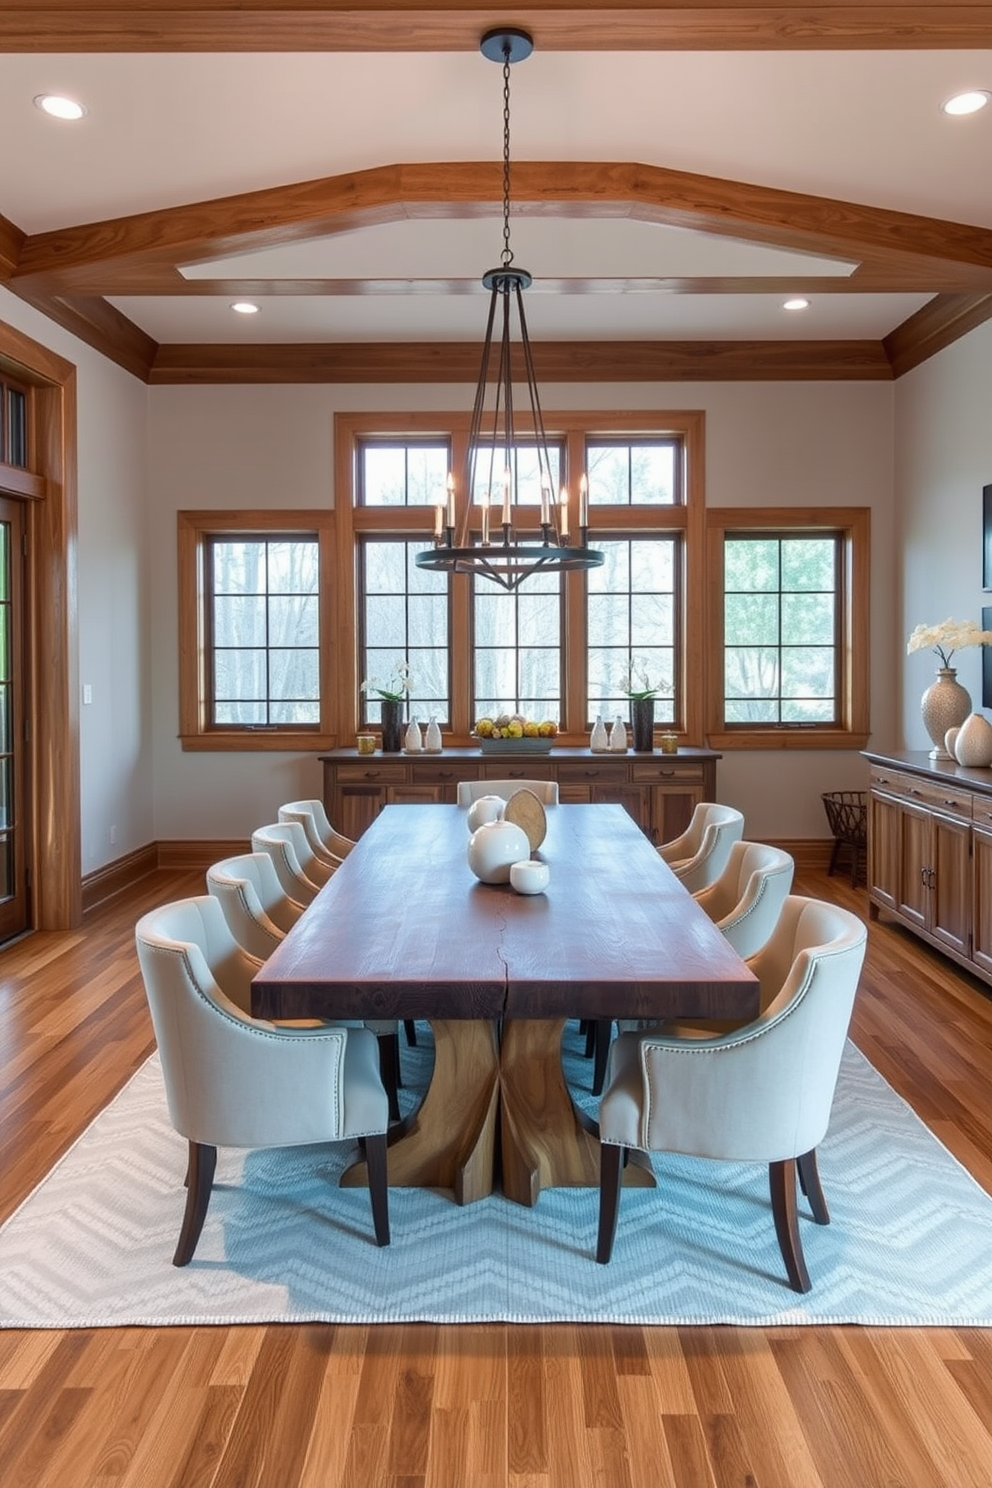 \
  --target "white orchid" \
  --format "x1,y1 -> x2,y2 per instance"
620,659 -> 662,700
907,618 -> 992,668
360,661 -> 412,702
